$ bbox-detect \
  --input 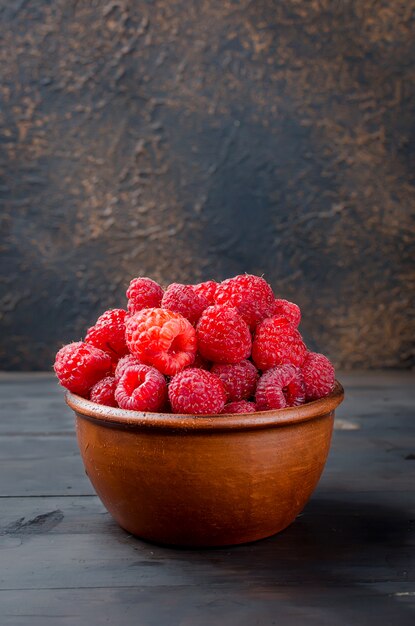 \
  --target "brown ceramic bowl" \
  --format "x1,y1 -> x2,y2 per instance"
66,381 -> 344,547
